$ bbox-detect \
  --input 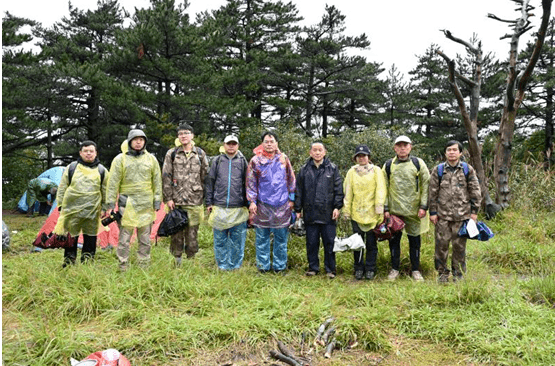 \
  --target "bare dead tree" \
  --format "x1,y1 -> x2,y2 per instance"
489,0 -> 553,208
437,31 -> 502,218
